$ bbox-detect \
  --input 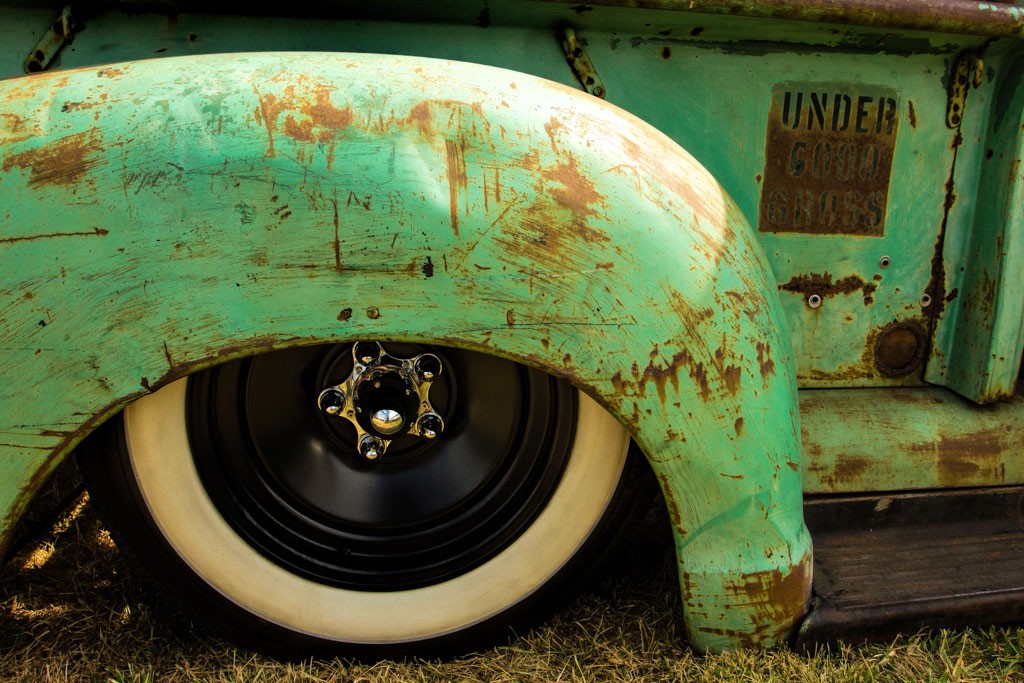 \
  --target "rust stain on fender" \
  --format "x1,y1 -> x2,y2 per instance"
445,139 -> 468,236
698,555 -> 812,647
543,116 -> 565,153
741,559 -> 811,636
1,112 -> 28,137
301,86 -> 353,139
282,115 -> 316,142
618,343 -> 742,406
718,346 -> 743,397
610,348 -> 699,405
406,102 -> 433,135
656,472 -> 684,534
0,227 -> 108,245
616,134 -> 730,233
2,130 -> 104,189
641,346 -> 691,404
253,84 -> 352,163
756,341 -> 776,384
543,154 -> 610,241
399,99 -> 490,138
254,89 -> 288,158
